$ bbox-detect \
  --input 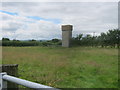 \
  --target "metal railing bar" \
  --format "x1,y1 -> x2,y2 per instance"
2,74 -> 57,89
